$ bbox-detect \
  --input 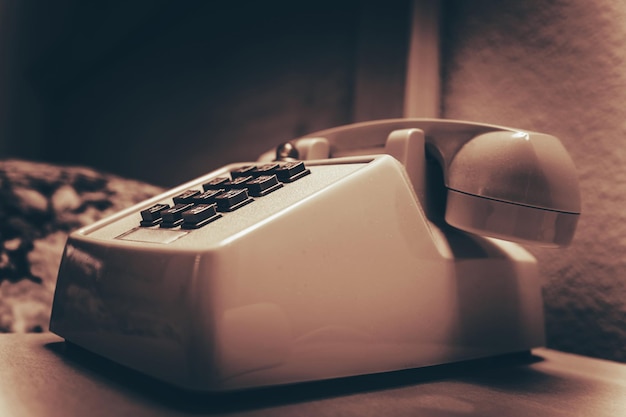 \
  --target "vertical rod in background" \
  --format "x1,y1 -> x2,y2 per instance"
404,0 -> 441,118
